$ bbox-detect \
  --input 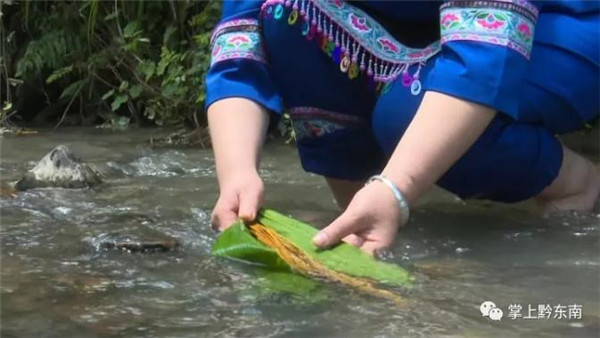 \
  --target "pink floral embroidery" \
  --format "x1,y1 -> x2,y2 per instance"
331,0 -> 343,8
440,2 -> 537,59
477,14 -> 507,29
210,19 -> 266,66
227,35 -> 251,47
517,22 -> 532,39
349,13 -> 371,33
210,18 -> 260,44
377,38 -> 399,53
212,45 -> 221,57
441,13 -> 459,27
407,51 -> 424,58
